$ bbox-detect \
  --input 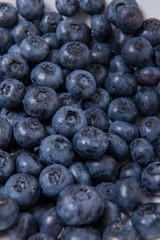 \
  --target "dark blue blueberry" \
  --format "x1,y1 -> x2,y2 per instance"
16,0 -> 44,20
83,87 -> 111,111
4,173 -> 40,209
140,18 -> 160,46
121,37 -> 153,68
91,42 -> 113,66
104,72 -> 137,98
39,134 -> 74,166
58,92 -> 82,109
109,121 -> 139,144
39,12 -> 63,34
112,29 -> 132,55
56,184 -> 104,226
16,152 -> 43,177
56,0 -> 79,17
135,87 -> 160,116
31,61 -> 63,89
59,41 -> 91,70
45,49 -> 60,65
154,44 -> 160,66
86,63 -> 108,87
135,66 -> 160,86
42,33 -> 60,49
56,19 -> 91,46
130,138 -> 156,167
28,232 -> 56,240
69,162 -> 91,185
110,55 -> 133,74
20,35 -> 49,62
96,182 -> 115,202
52,106 -> 87,138
13,117 -> 45,148
0,150 -> 15,183
0,194 -> 19,230
0,28 -> 13,55
8,44 -> 22,56
0,118 -> 12,149
119,162 -> 142,180
11,20 -> 39,44
44,124 -> 56,137
131,203 -> 160,239
39,164 -> 74,198
79,0 -> 105,15
108,97 -> 138,123
66,69 -> 96,100
23,86 -> 59,120
73,126 -> 108,159
155,138 -> 160,159
113,177 -> 148,215
86,154 -> 119,183
0,2 -> 18,28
